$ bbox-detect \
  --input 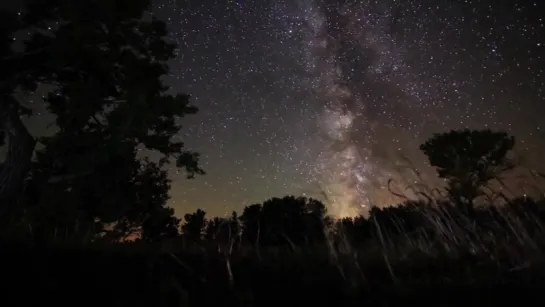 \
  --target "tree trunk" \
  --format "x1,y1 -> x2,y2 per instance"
0,103 -> 36,209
